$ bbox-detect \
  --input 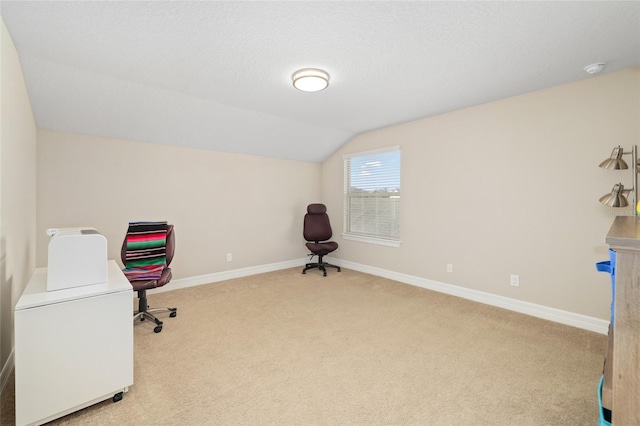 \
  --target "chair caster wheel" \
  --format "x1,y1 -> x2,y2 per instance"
113,392 -> 123,402
140,317 -> 145,321
154,325 -> 162,333
338,268 -> 341,272
323,272 -> 327,277
302,270 -> 306,274
170,311 -> 177,318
